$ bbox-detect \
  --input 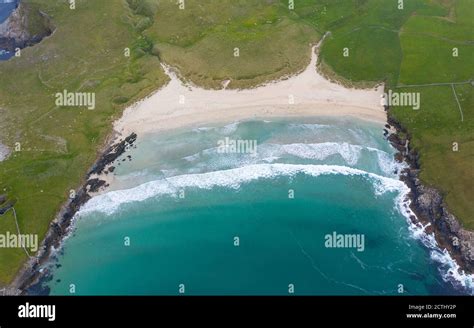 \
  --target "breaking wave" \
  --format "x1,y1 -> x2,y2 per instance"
79,161 -> 473,294
79,163 -> 406,217
185,142 -> 405,177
